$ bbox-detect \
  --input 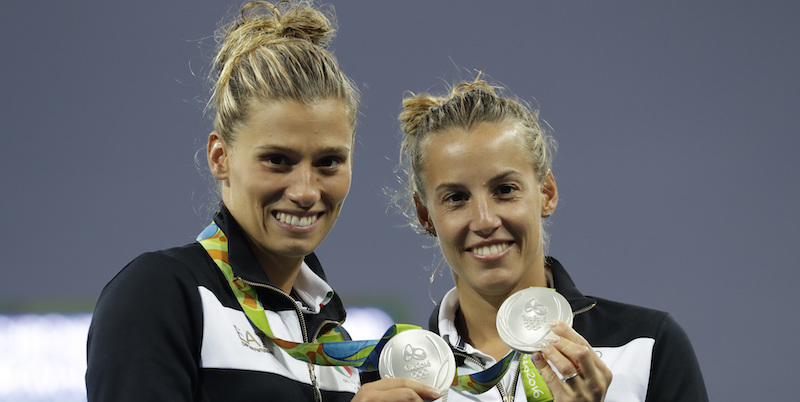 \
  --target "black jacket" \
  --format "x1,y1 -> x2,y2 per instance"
428,257 -> 708,401
86,207 -> 359,401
